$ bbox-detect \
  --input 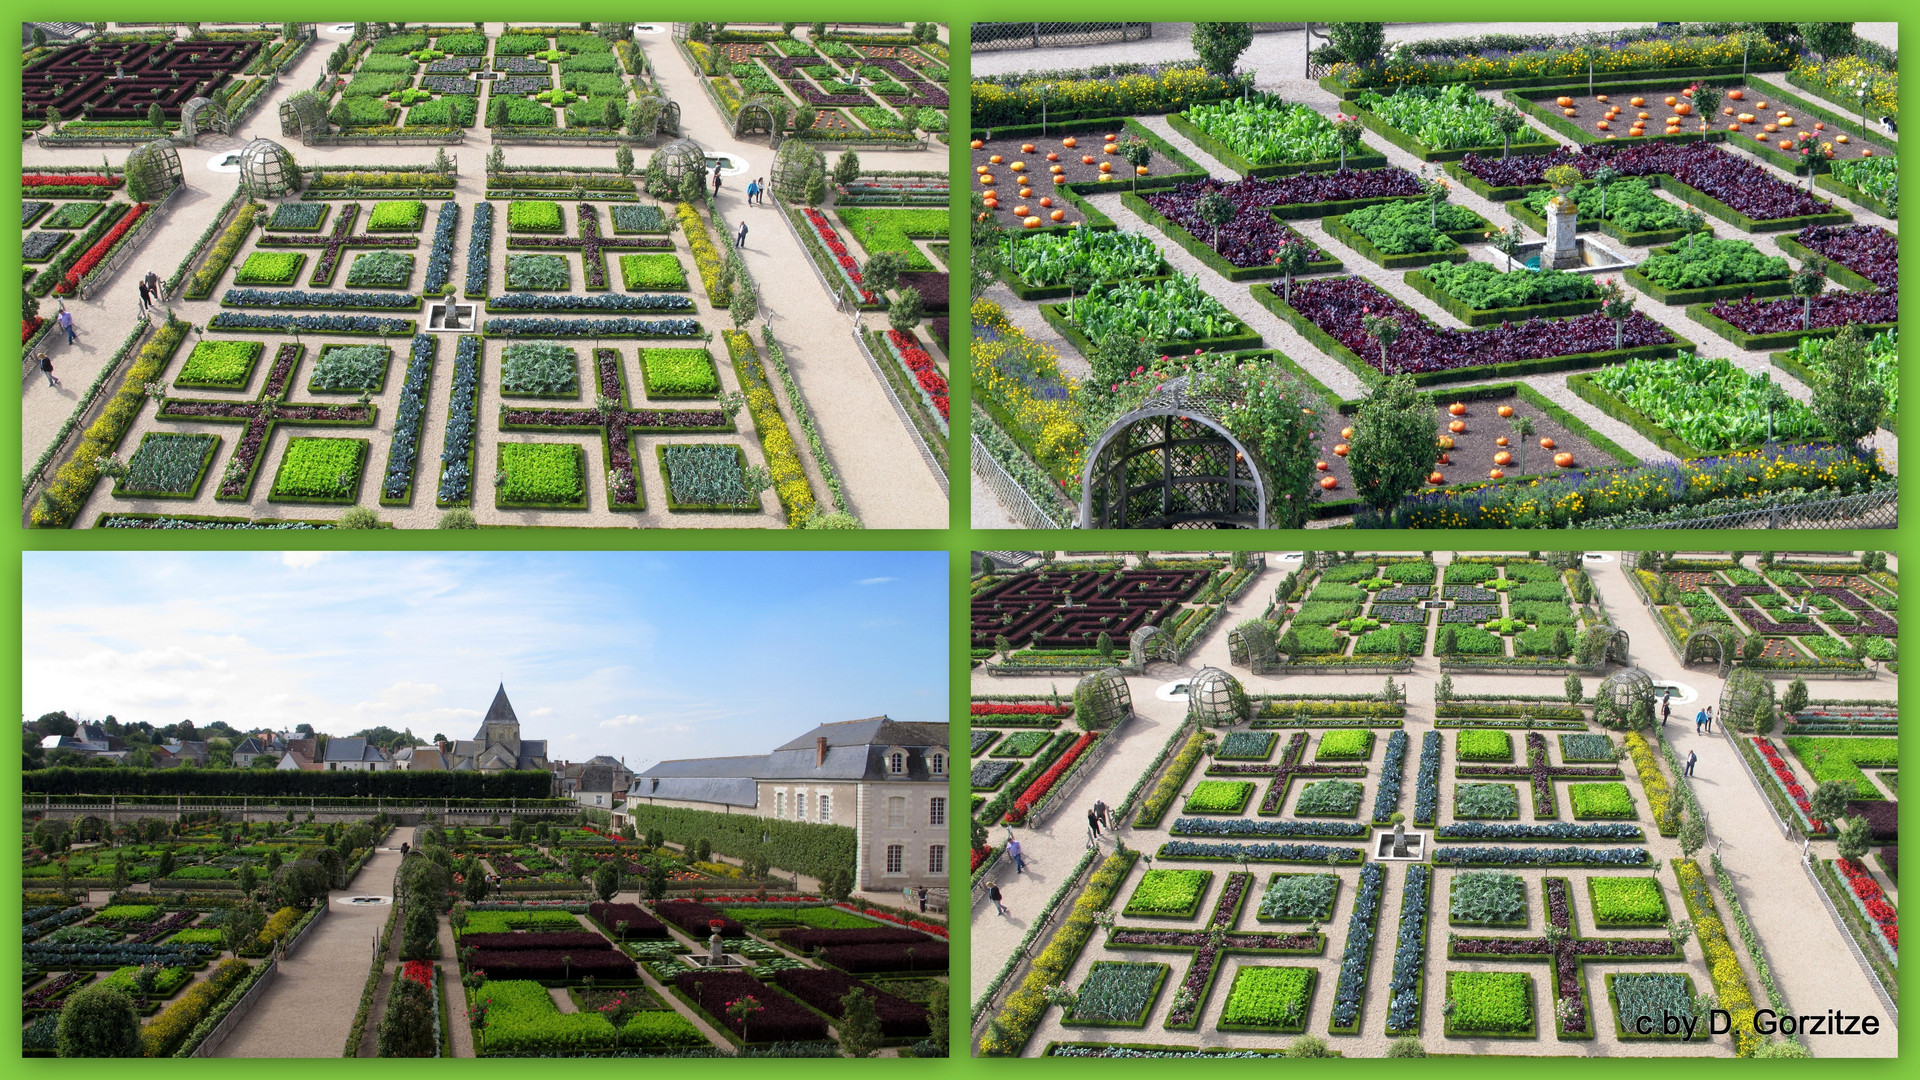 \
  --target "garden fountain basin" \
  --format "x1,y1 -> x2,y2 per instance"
1482,238 -> 1633,275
